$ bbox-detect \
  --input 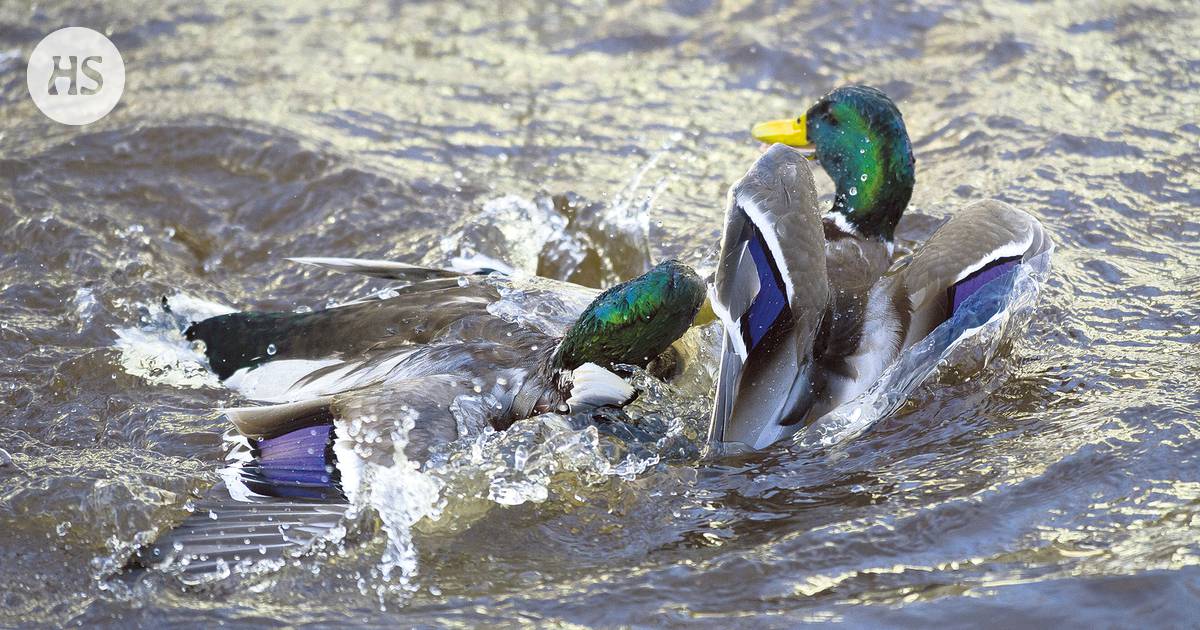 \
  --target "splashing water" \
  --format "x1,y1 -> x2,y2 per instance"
439,194 -> 567,275
112,293 -> 234,389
